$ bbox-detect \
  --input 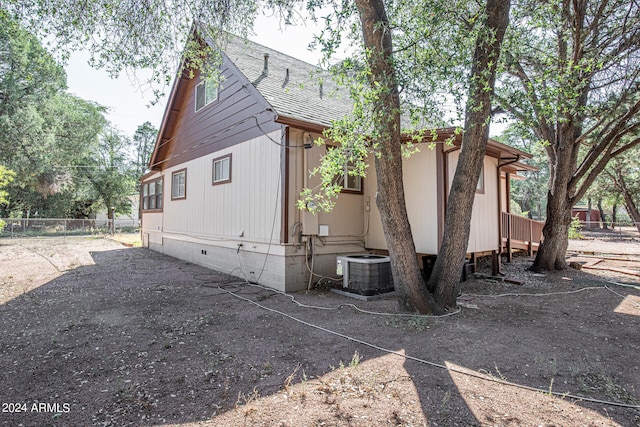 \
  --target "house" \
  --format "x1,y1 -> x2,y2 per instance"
571,205 -> 601,228
140,34 -> 538,291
